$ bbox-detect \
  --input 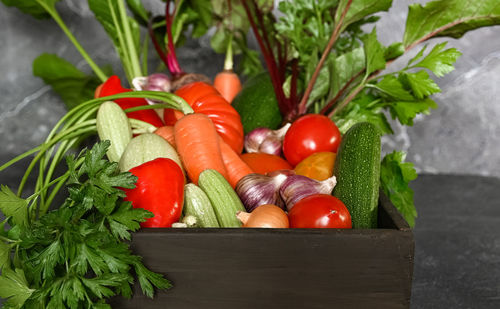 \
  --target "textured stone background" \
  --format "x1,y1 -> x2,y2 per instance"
0,0 -> 499,179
